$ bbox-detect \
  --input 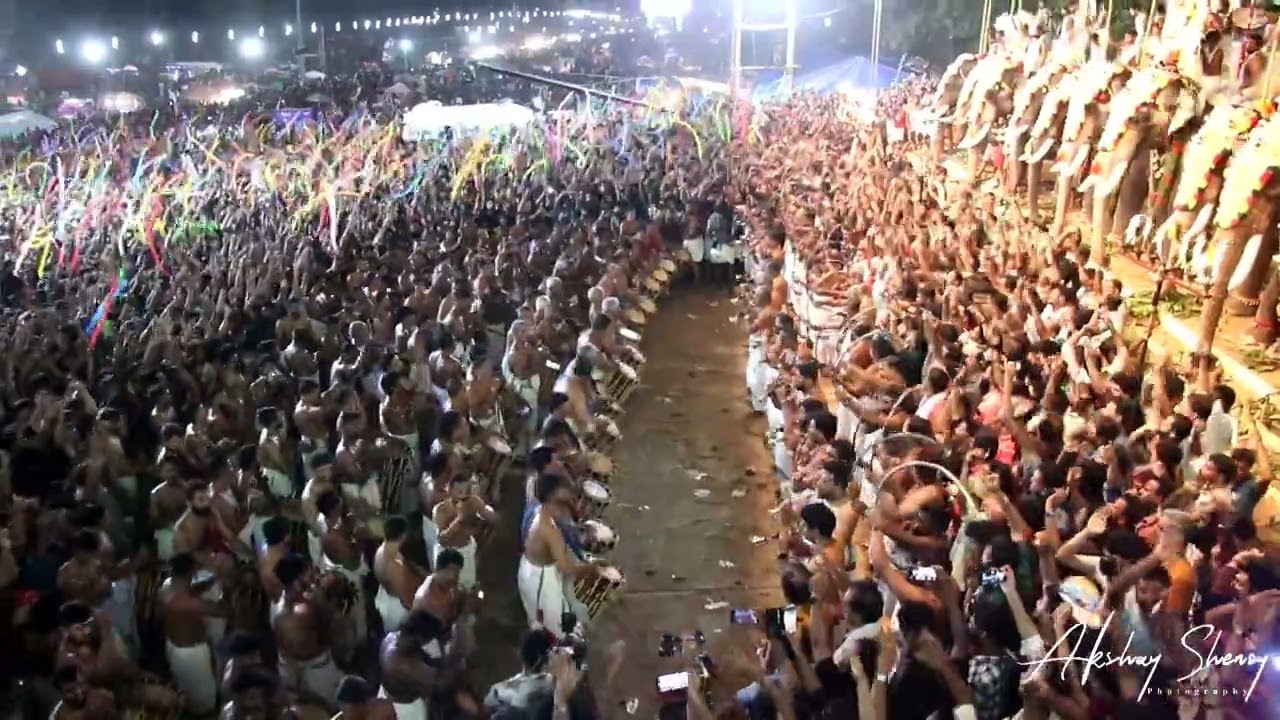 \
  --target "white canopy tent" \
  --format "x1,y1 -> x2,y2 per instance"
402,101 -> 537,141
0,111 -> 56,138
